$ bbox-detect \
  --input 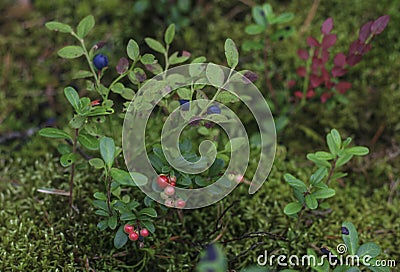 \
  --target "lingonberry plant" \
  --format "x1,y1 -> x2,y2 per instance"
292,15 -> 390,106
283,129 -> 369,219
38,14 -> 247,249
